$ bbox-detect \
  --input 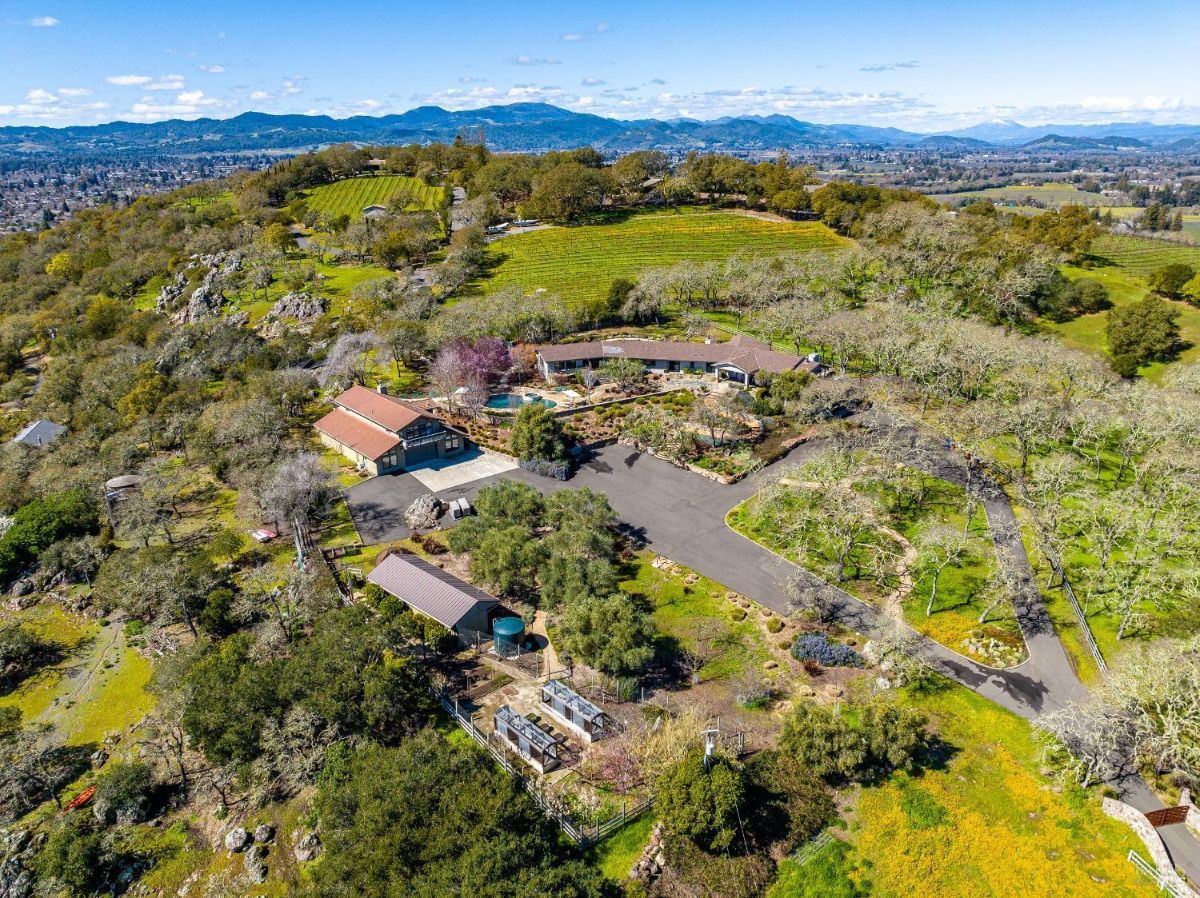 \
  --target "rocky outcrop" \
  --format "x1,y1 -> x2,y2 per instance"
253,823 -> 275,844
155,271 -> 188,313
263,291 -> 327,324
243,845 -> 268,883
166,252 -> 242,324
629,822 -> 666,884
0,830 -> 36,898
